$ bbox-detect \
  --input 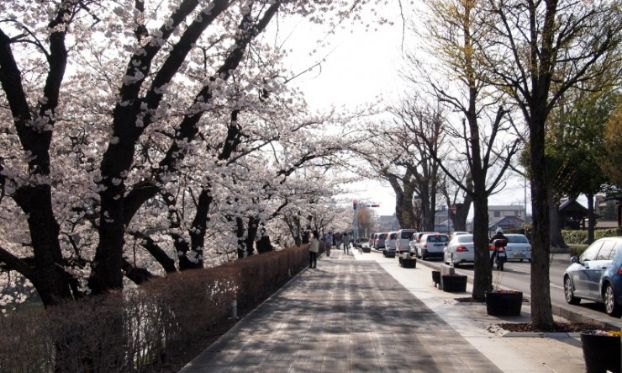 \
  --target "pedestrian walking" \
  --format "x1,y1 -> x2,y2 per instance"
309,231 -> 319,268
324,231 -> 333,257
333,232 -> 342,251
342,232 -> 350,254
